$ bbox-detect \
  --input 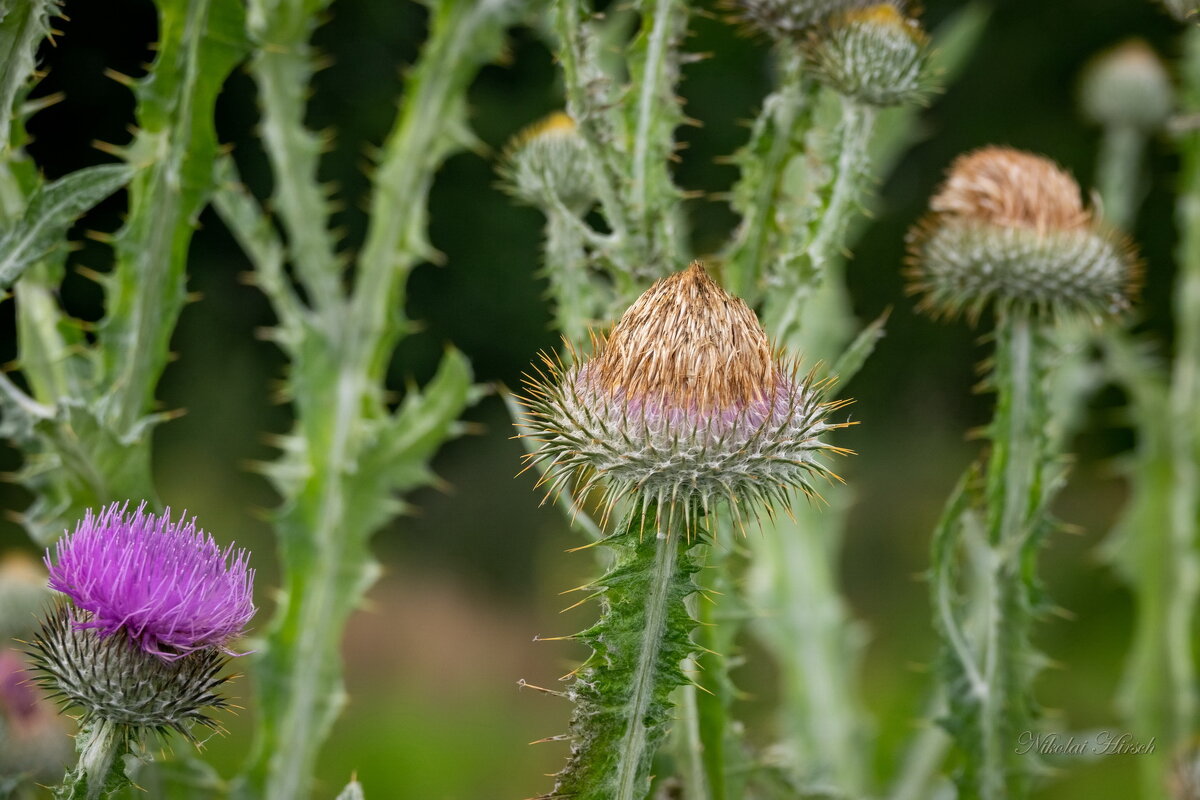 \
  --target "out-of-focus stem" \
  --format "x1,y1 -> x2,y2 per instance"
1095,125 -> 1145,230
1165,21 -> 1200,761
